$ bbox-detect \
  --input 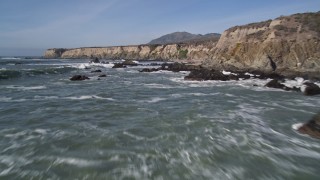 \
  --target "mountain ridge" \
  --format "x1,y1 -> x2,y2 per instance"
148,32 -> 221,45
